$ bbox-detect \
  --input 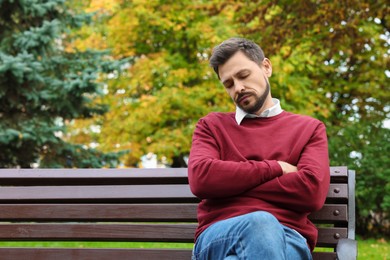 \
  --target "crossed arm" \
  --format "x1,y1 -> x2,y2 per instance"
188,119 -> 330,212
188,118 -> 284,199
